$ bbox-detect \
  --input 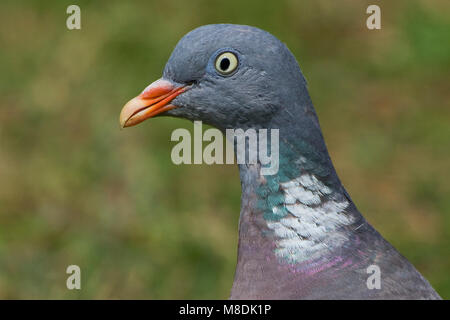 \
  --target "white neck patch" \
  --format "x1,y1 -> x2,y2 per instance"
266,174 -> 353,264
